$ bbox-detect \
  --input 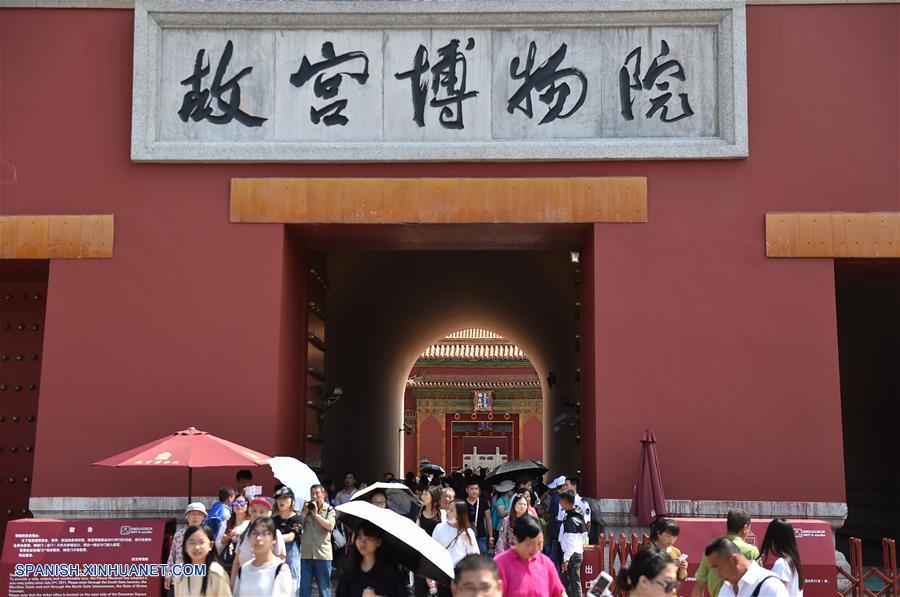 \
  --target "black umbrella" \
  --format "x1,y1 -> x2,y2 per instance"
420,462 -> 446,476
484,459 -> 549,484
336,501 -> 455,586
351,482 -> 422,519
